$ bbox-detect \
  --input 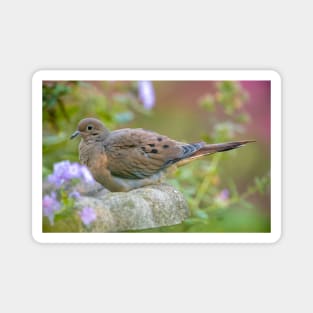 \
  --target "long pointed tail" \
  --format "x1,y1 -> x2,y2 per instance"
176,140 -> 255,167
